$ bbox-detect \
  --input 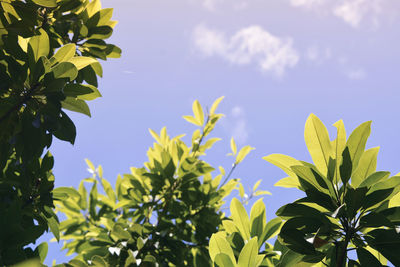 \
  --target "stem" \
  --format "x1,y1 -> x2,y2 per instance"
219,163 -> 236,188
336,230 -> 351,267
